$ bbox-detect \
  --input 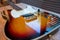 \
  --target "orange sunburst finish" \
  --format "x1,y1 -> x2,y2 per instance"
5,10 -> 38,40
5,10 -> 50,40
